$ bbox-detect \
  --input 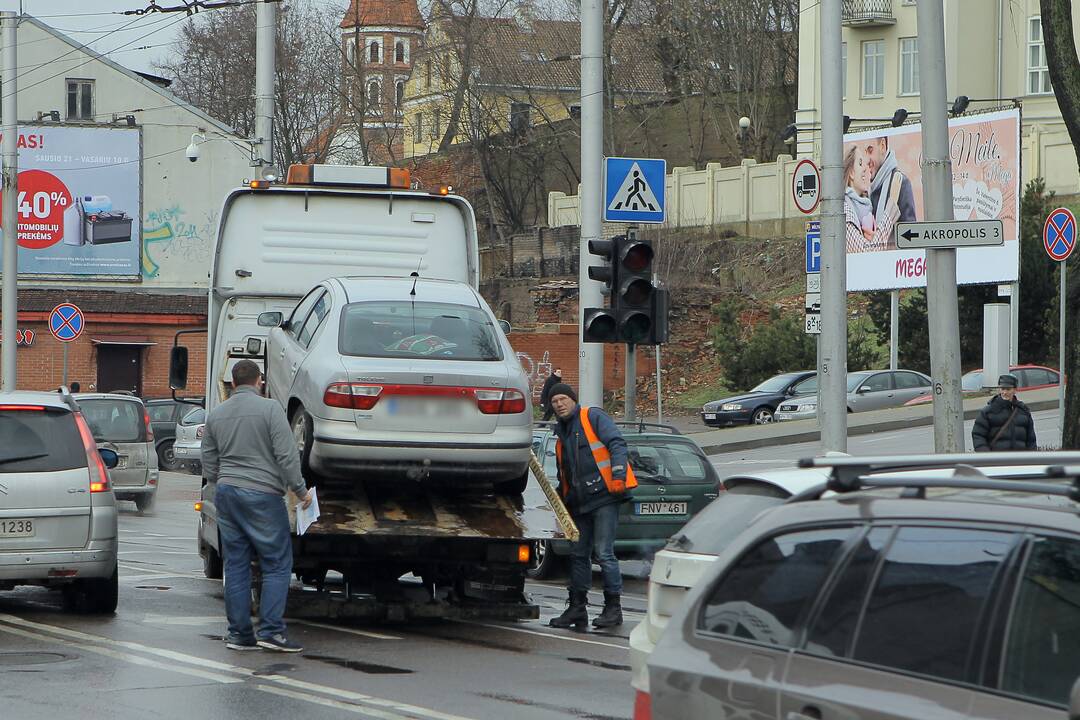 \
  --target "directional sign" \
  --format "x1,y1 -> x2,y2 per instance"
1044,207 -> 1077,262
792,159 -> 821,214
603,157 -> 666,224
805,221 -> 821,273
895,220 -> 1004,249
49,303 -> 84,343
